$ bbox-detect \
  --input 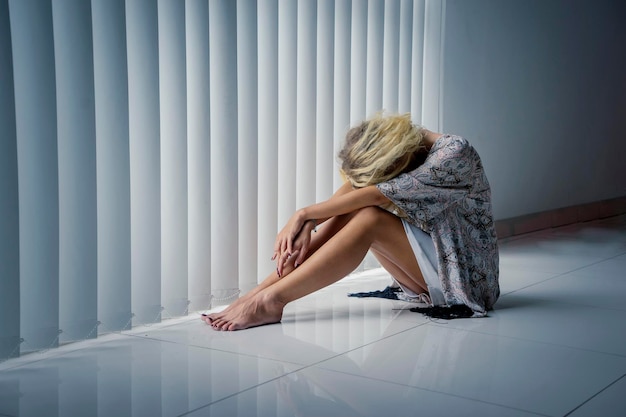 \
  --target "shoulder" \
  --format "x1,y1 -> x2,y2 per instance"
429,134 -> 479,166
432,134 -> 471,154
